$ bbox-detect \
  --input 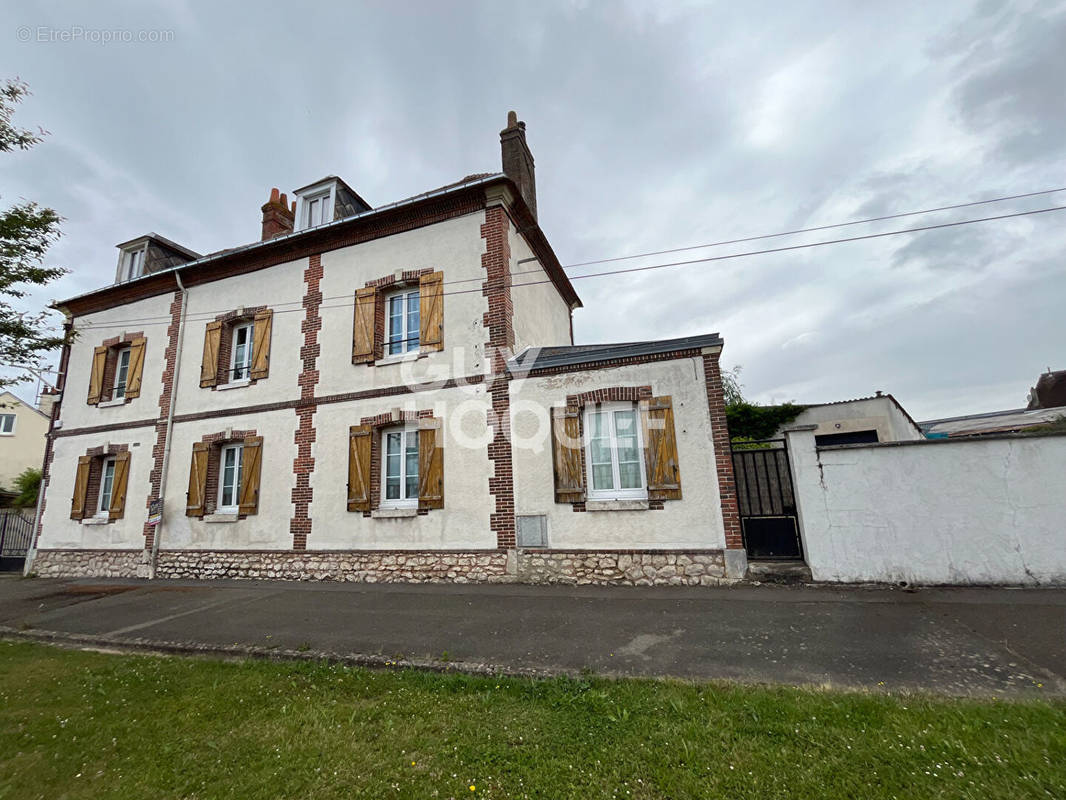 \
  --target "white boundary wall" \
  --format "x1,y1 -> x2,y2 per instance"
786,427 -> 1066,585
